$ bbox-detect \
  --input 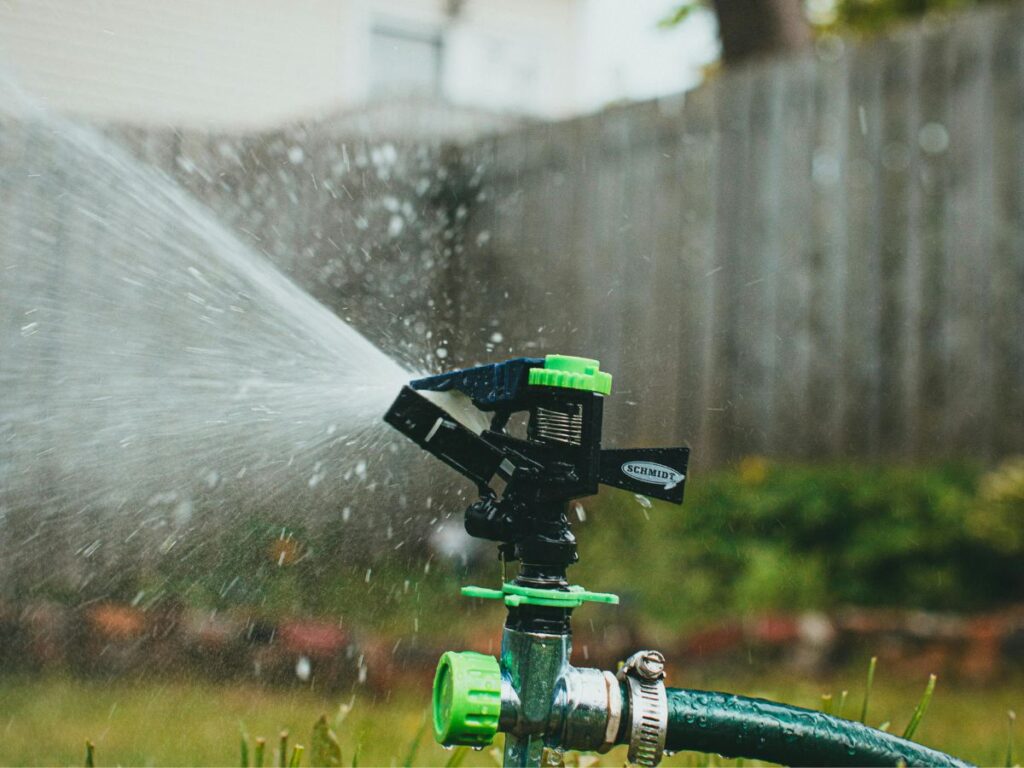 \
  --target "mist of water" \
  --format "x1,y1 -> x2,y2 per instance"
0,77 -> 430,598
